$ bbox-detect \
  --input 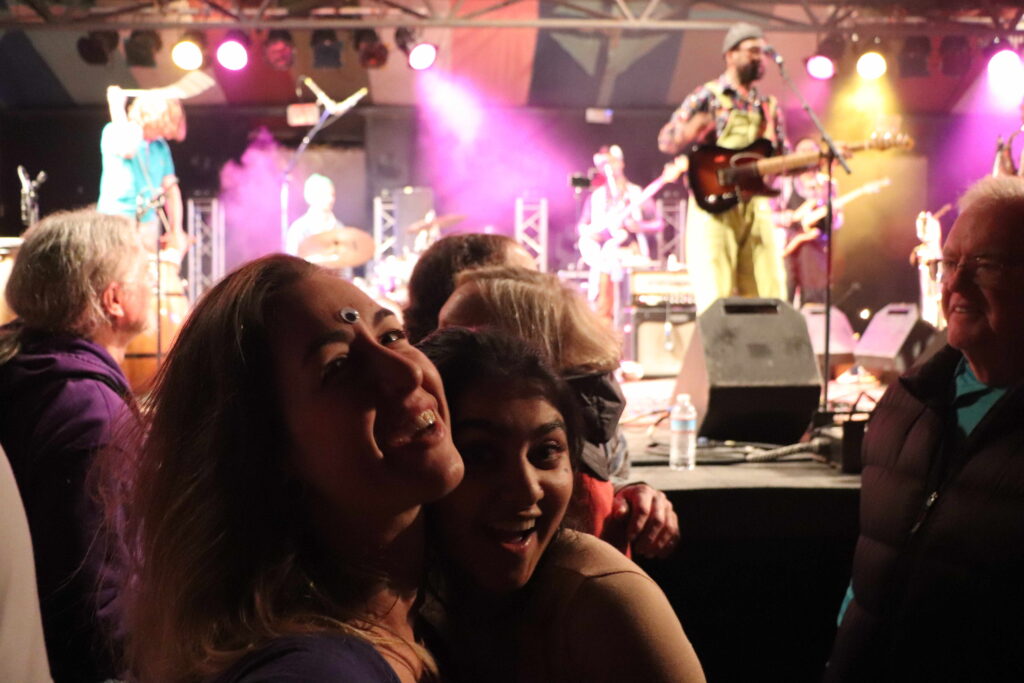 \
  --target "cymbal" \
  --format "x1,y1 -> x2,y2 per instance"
298,227 -> 375,269
407,213 -> 466,234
